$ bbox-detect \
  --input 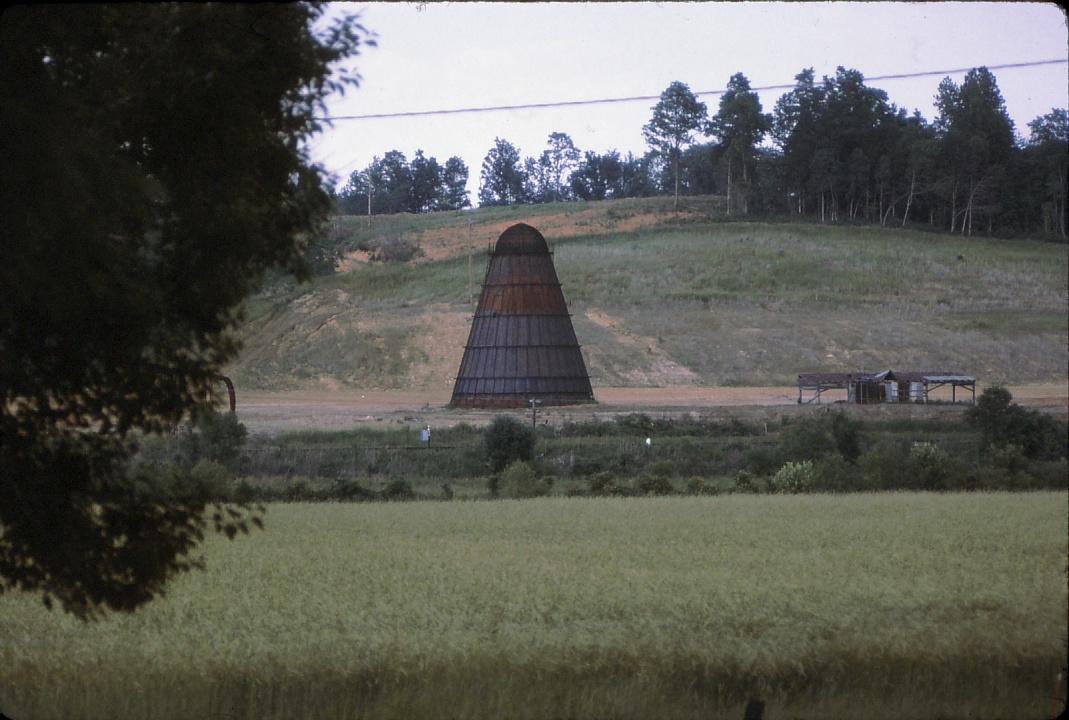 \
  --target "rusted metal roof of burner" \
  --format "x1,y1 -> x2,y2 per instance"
492,223 -> 551,255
